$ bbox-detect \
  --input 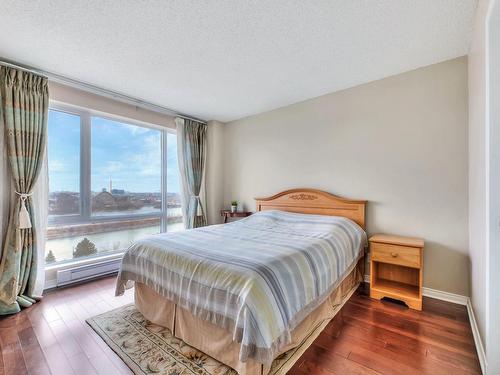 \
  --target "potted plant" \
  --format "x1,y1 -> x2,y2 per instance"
231,200 -> 238,213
